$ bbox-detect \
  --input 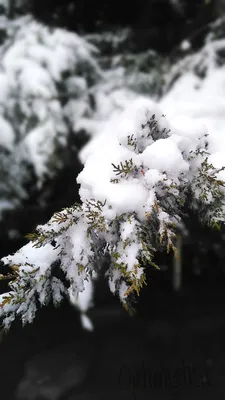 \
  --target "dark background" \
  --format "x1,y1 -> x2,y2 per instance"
11,0 -> 218,52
